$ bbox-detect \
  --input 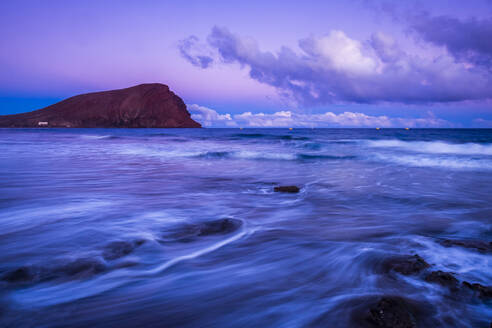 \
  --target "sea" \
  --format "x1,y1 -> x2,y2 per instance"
0,128 -> 491,327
